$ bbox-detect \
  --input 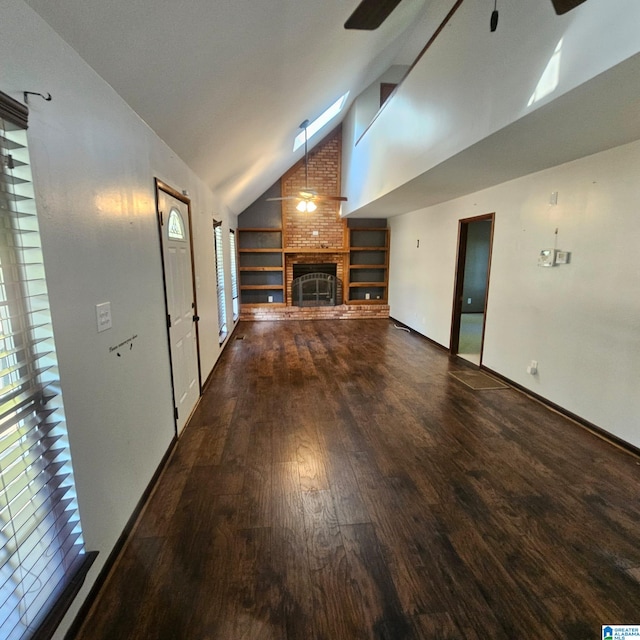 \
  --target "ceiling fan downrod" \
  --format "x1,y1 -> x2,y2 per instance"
300,120 -> 310,192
